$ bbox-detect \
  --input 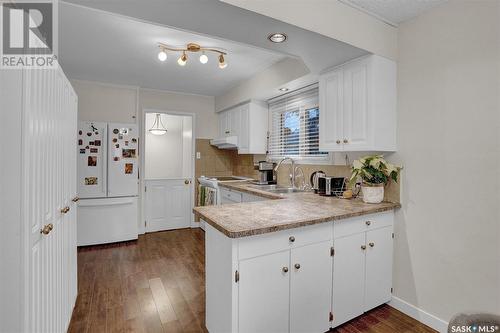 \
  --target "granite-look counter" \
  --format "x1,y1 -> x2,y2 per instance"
193,182 -> 400,238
